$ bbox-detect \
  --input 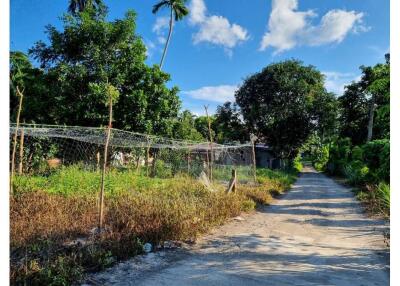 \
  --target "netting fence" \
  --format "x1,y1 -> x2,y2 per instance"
10,124 -> 256,184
